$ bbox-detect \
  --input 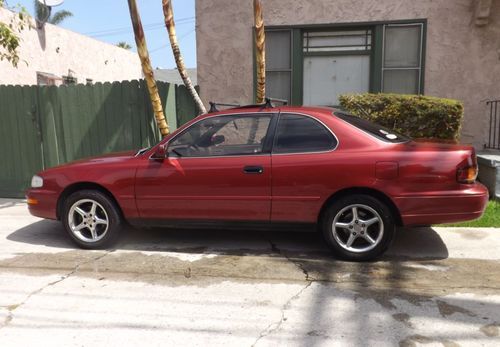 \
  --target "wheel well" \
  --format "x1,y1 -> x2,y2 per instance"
56,182 -> 123,220
318,187 -> 403,226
